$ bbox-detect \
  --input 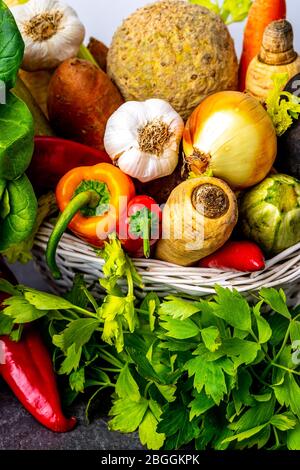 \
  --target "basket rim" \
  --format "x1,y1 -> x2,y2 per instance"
33,222 -> 300,294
